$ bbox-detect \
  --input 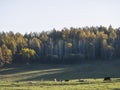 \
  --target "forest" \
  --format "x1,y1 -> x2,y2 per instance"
0,25 -> 120,65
